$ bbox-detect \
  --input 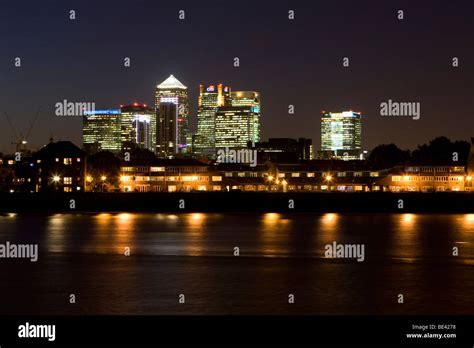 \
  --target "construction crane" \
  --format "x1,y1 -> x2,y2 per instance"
3,106 -> 42,153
